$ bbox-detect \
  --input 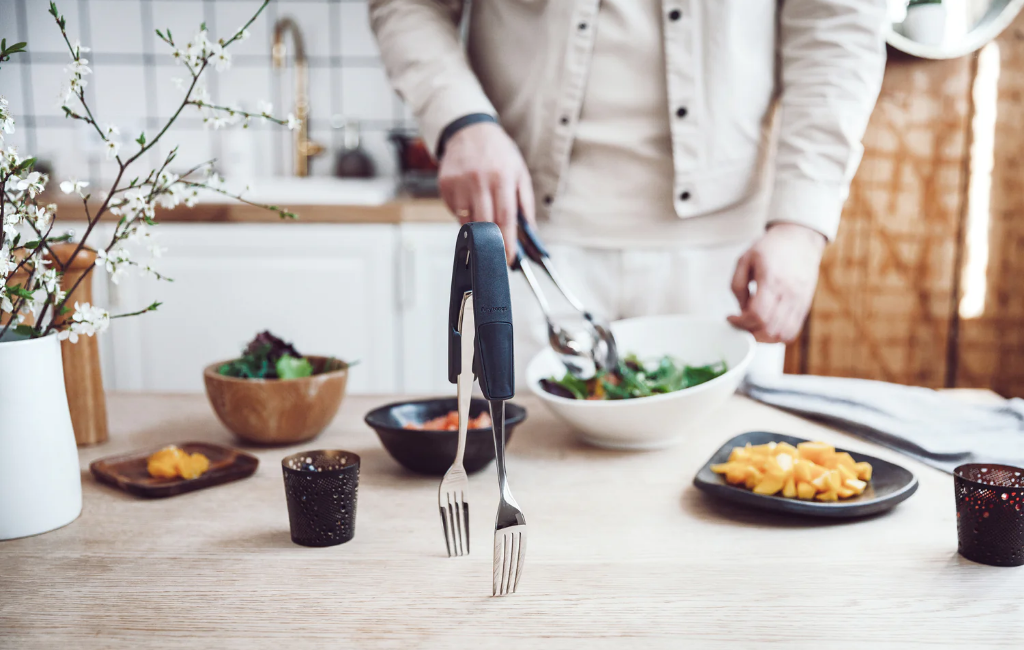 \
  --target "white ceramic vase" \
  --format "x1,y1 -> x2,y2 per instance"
0,332 -> 83,540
